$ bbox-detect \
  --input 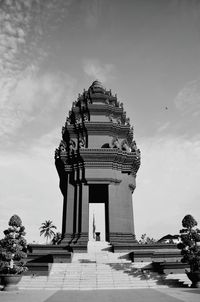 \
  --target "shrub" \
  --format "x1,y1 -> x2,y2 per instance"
0,215 -> 28,274
177,214 -> 200,272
